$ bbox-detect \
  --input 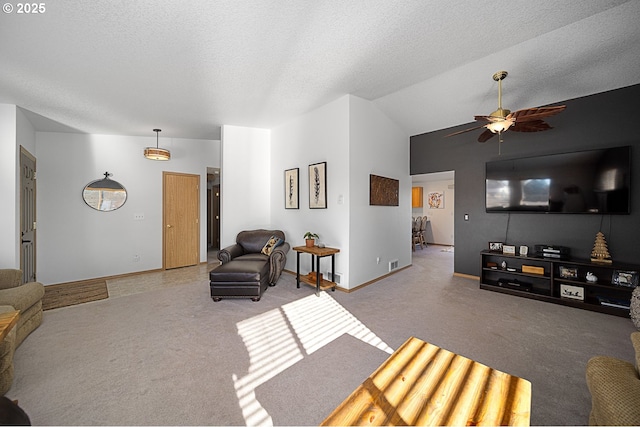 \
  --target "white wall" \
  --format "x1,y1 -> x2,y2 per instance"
271,96 -> 351,285
412,179 -> 455,246
36,132 -> 220,284
220,125 -> 271,248
0,105 -> 18,268
271,95 -> 409,289
348,95 -> 410,286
